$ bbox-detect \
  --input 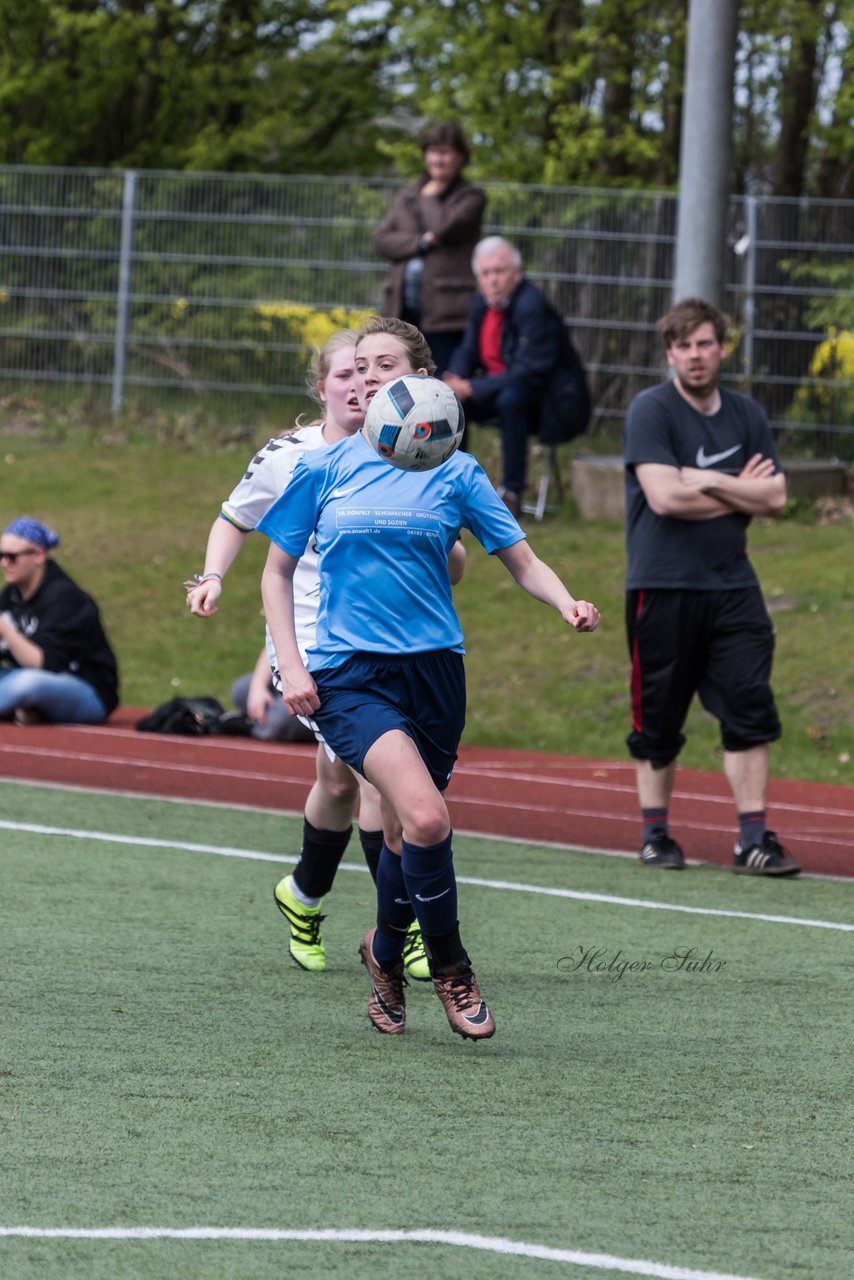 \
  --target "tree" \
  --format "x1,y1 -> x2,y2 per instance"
373,0 -> 689,188
733,0 -> 852,196
0,0 -> 851,195
0,0 -> 389,173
